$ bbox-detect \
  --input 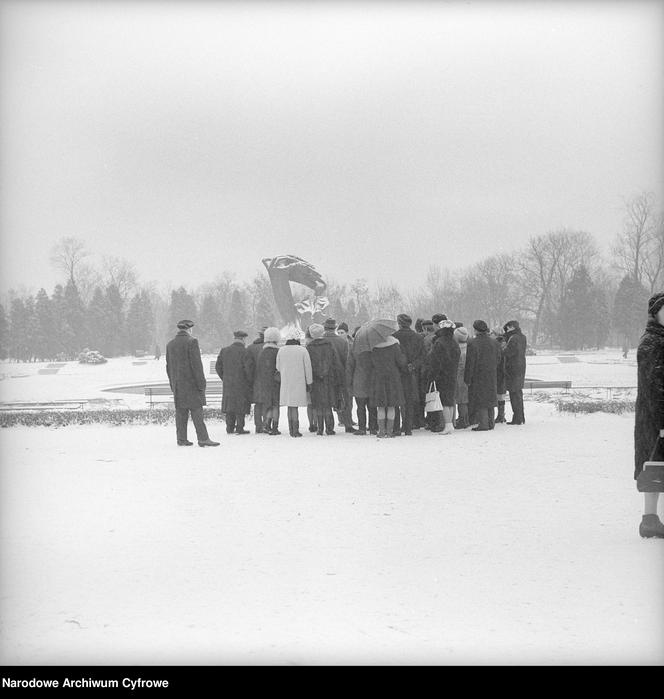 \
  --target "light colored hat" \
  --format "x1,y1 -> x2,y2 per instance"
454,326 -> 469,342
309,323 -> 325,339
263,327 -> 281,344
